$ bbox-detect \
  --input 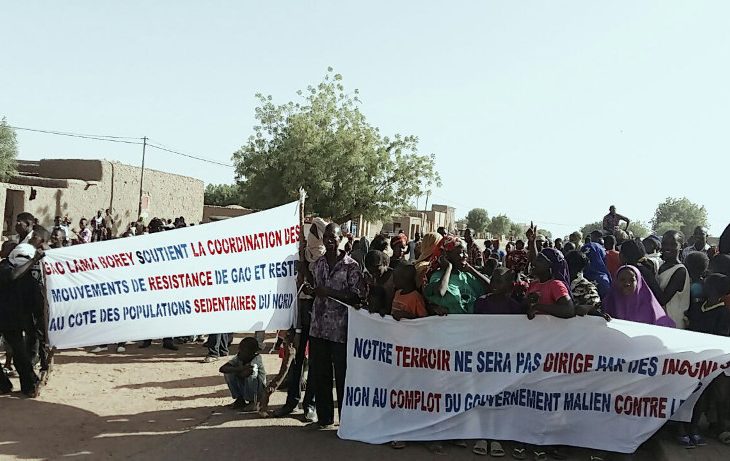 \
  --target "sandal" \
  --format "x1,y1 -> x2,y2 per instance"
451,440 -> 468,448
691,434 -> 706,446
390,441 -> 406,449
533,451 -> 547,461
678,435 -> 695,449
719,431 -> 730,445
490,441 -> 506,457
473,440 -> 489,456
512,447 -> 527,460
